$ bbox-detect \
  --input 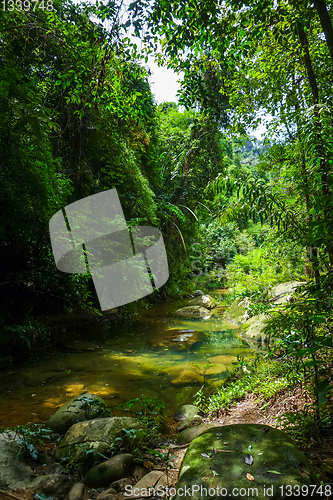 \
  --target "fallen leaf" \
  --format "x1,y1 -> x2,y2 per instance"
267,470 -> 282,474
212,470 -> 219,476
201,453 -> 210,458
244,454 -> 254,465
224,442 -> 228,445
247,473 -> 255,482
143,461 -> 154,471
